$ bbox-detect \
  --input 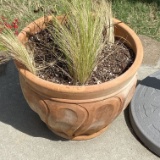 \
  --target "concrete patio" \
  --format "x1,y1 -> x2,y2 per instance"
0,35 -> 160,160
